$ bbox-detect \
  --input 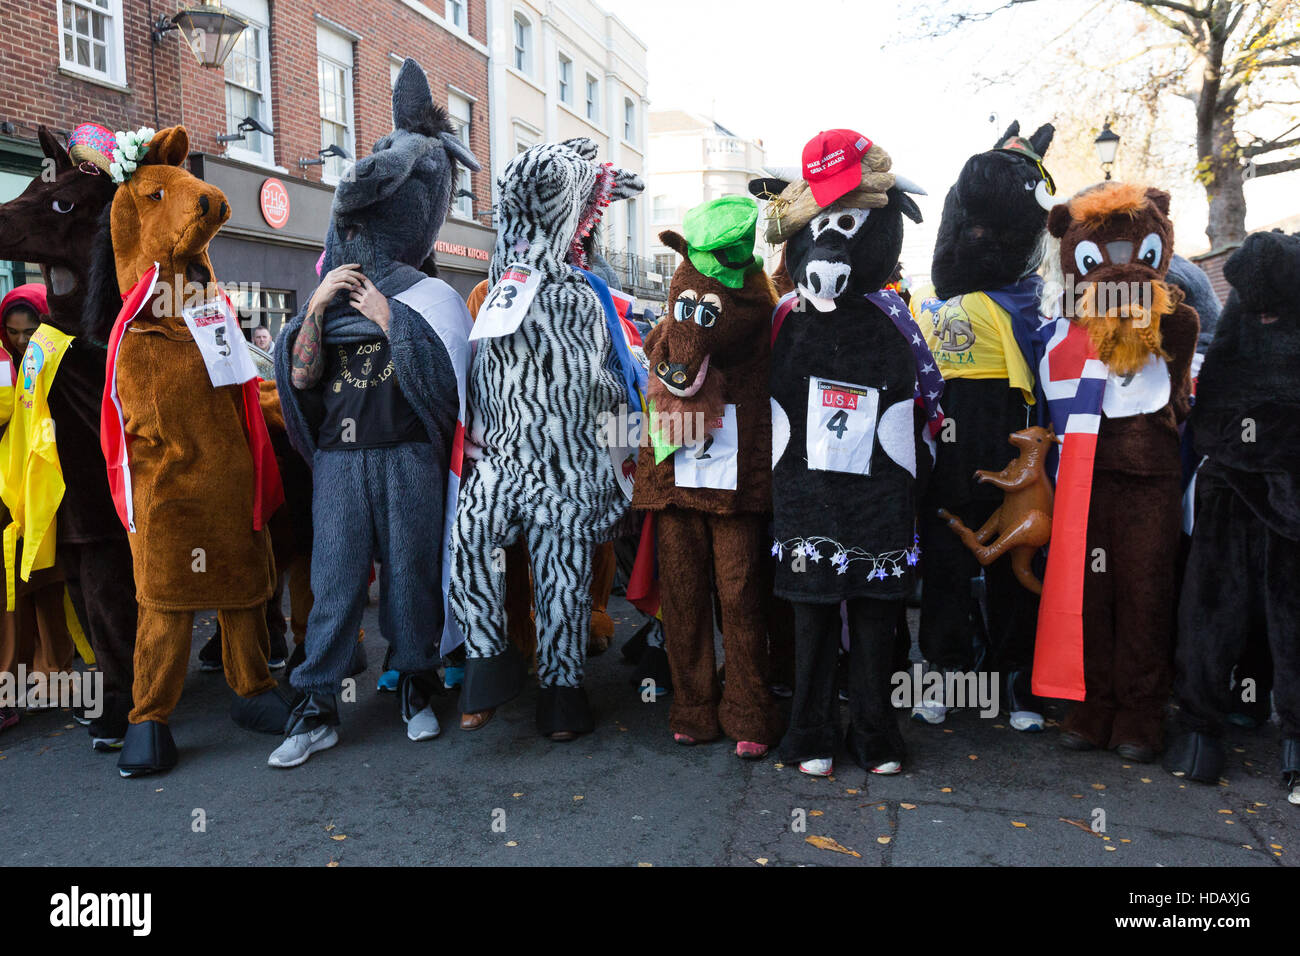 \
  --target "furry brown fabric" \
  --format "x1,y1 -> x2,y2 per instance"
633,232 -> 776,515
109,127 -> 275,613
